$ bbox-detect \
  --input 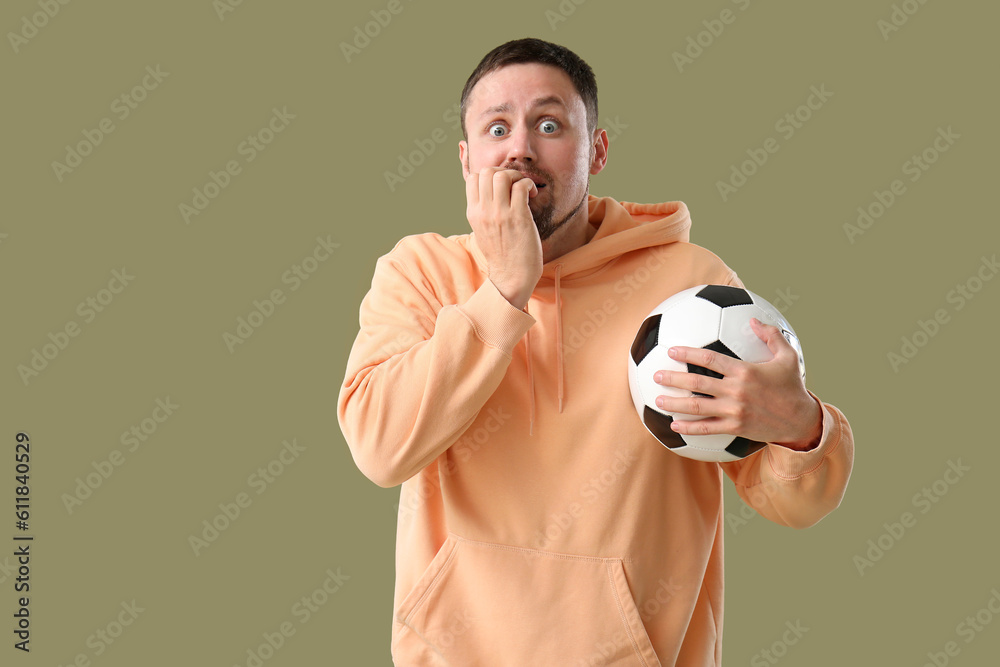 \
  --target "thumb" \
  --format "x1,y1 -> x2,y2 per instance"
750,317 -> 788,358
